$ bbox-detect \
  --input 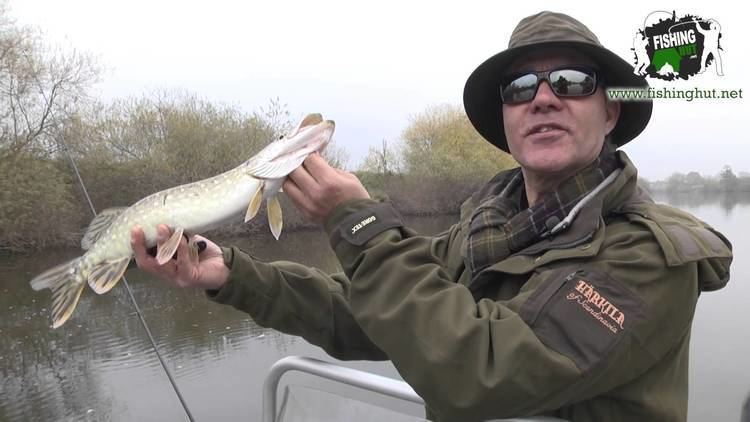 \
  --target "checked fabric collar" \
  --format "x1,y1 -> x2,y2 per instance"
464,144 -> 620,278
